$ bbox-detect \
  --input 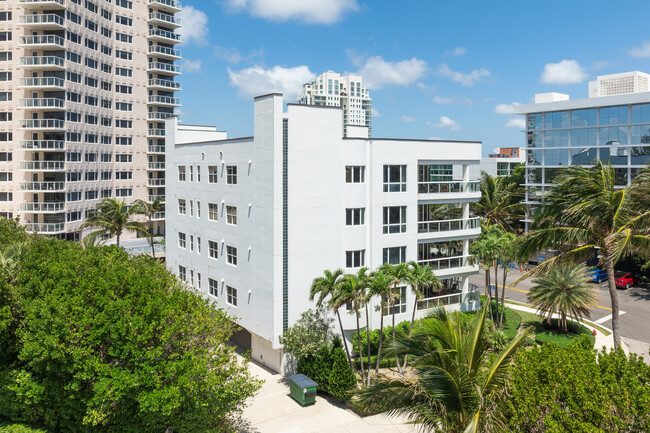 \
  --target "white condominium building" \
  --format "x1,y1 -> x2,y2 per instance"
297,71 -> 372,137
589,71 -> 650,98
0,0 -> 181,240
165,94 -> 482,373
